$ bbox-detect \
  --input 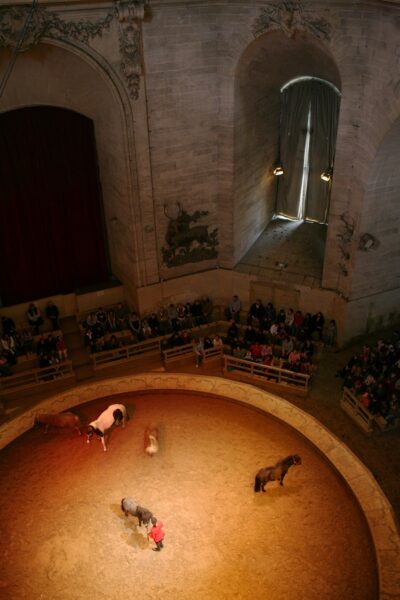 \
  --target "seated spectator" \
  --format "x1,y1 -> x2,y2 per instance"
115,302 -> 127,330
107,310 -> 118,333
169,331 -> 184,347
184,302 -> 194,328
265,302 -> 276,326
276,308 -> 286,325
260,343 -> 273,360
176,304 -> 187,330
0,354 -> 11,376
39,353 -> 52,369
203,335 -> 213,350
36,336 -> 46,356
86,312 -> 98,330
19,329 -> 34,355
45,301 -> 60,331
269,322 -> 279,338
27,303 -> 43,335
168,304 -> 178,331
285,308 -> 295,334
212,334 -> 223,349
287,349 -> 302,370
1,334 -> 17,365
226,320 -> 239,348
141,319 -> 152,339
96,307 -> 107,333
56,336 -> 68,361
301,313 -> 313,337
105,334 -> 120,350
243,349 -> 252,361
191,299 -> 204,326
311,311 -> 325,341
247,299 -> 265,328
44,334 -> 57,355
225,295 -> 241,323
300,339 -> 314,360
292,310 -> 303,337
281,335 -> 294,359
326,319 -> 337,346
1,316 -> 16,337
128,312 -> 143,341
244,326 -> 257,346
148,313 -> 160,337
84,328 -> 95,352
233,345 -> 246,359
201,296 -> 213,323
181,330 -> 192,345
158,306 -> 171,335
250,341 -> 262,361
